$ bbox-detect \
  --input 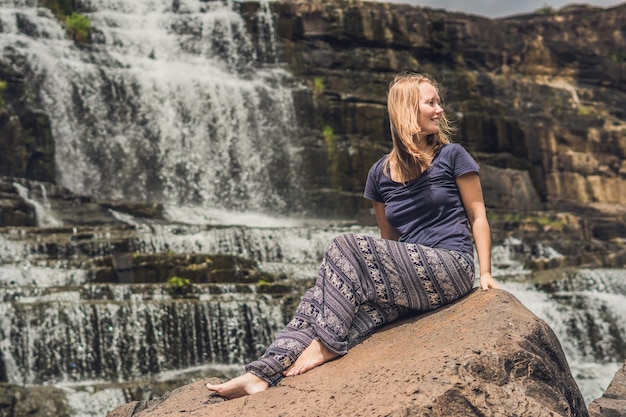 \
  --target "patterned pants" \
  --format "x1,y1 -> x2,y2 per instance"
245,233 -> 475,386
